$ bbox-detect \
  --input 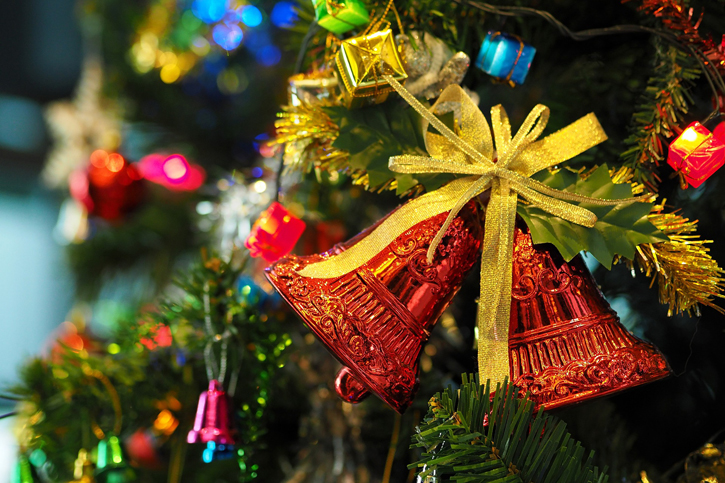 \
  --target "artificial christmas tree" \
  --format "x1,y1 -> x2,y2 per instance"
7,0 -> 725,481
